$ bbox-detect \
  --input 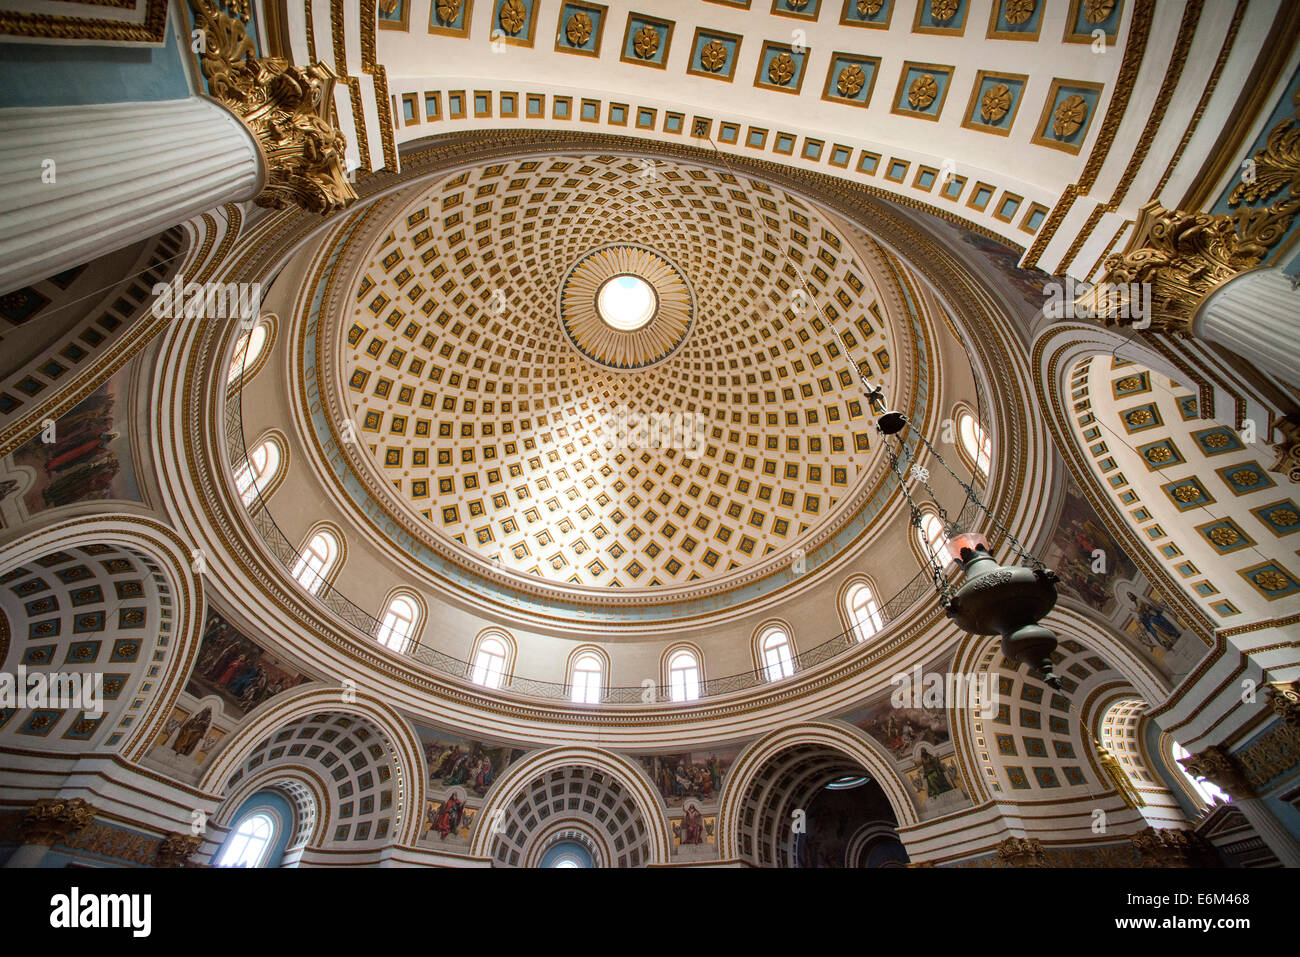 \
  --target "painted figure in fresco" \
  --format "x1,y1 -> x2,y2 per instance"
1129,594 -> 1181,650
682,802 -> 704,845
474,755 -> 493,792
919,749 -> 953,798
45,431 -> 120,473
172,707 -> 212,756
433,794 -> 464,839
